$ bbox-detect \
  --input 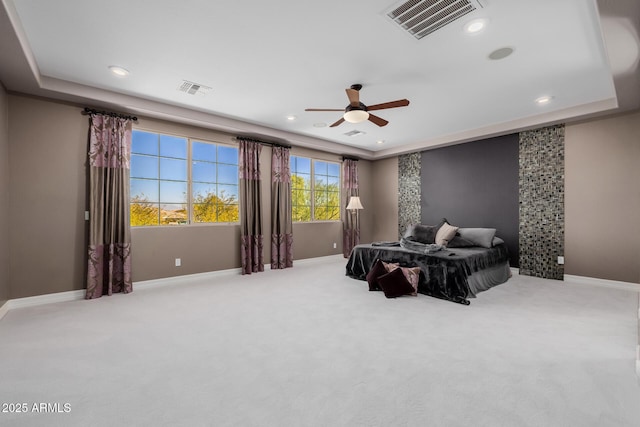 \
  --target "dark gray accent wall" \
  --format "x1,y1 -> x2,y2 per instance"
519,125 -> 564,280
420,135 -> 520,267
398,153 -> 421,239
